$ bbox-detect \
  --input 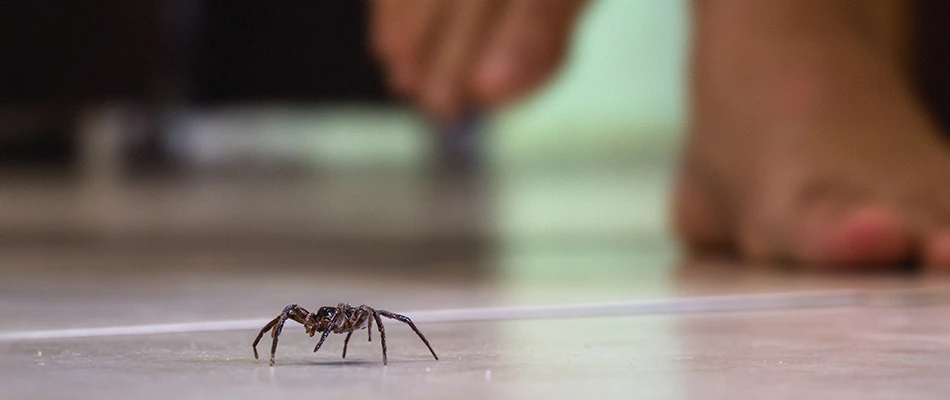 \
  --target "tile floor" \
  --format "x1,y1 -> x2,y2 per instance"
2,247 -> 949,400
